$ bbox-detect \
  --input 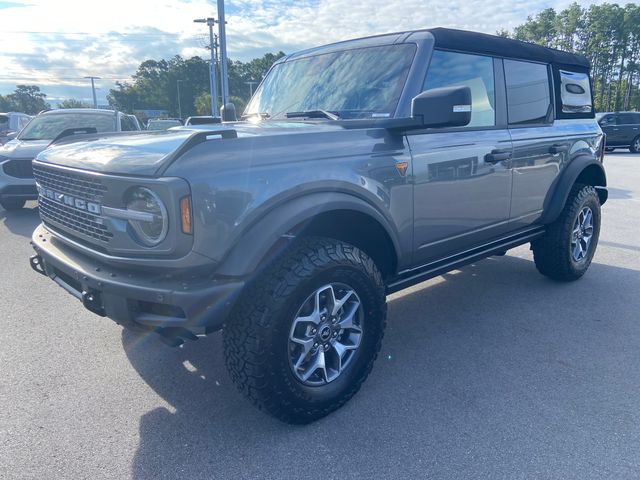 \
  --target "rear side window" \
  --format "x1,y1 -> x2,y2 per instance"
559,70 -> 592,114
504,60 -> 551,125
618,113 -> 640,125
423,50 -> 495,128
